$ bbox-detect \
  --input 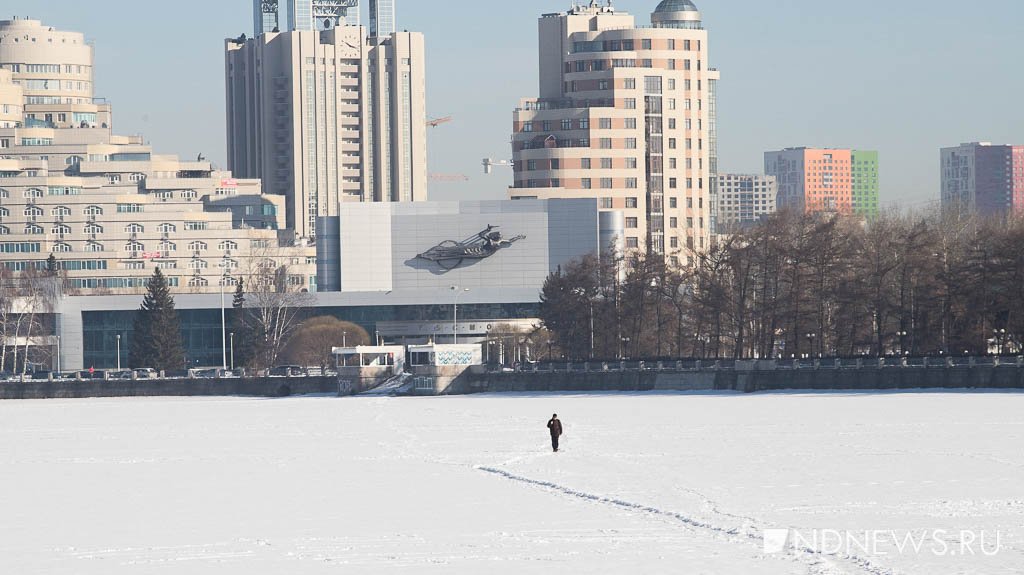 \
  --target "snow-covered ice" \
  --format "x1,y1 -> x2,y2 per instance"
1,391 -> 1022,574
